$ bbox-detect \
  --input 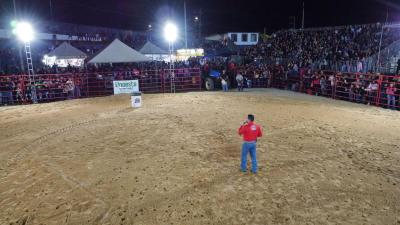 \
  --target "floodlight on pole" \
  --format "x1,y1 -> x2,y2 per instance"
164,22 -> 178,43
13,21 -> 34,43
164,22 -> 178,93
12,21 -> 38,103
